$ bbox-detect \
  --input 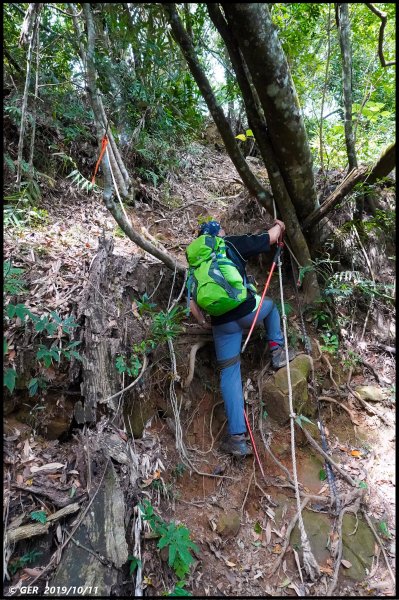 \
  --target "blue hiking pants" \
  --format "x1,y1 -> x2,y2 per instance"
212,297 -> 284,435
